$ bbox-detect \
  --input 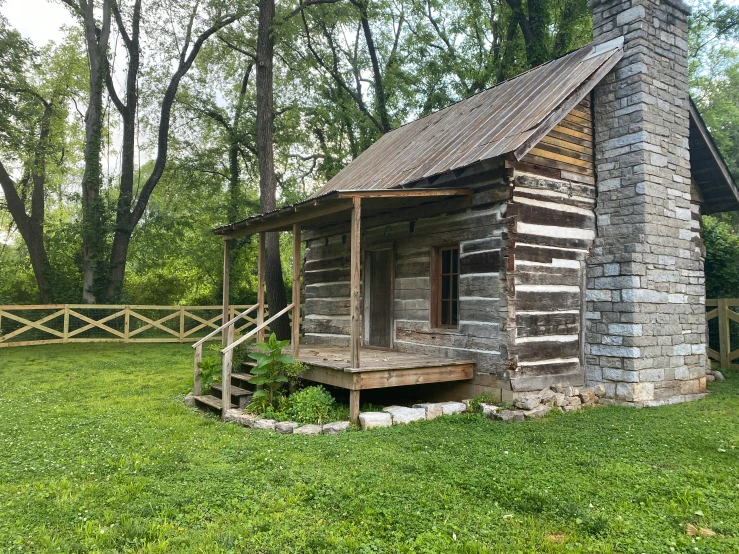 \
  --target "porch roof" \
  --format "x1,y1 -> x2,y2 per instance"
213,188 -> 473,239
